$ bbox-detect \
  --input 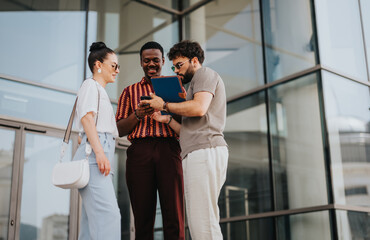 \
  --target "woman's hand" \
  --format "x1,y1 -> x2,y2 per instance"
95,152 -> 111,176
81,112 -> 111,176
152,111 -> 171,123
